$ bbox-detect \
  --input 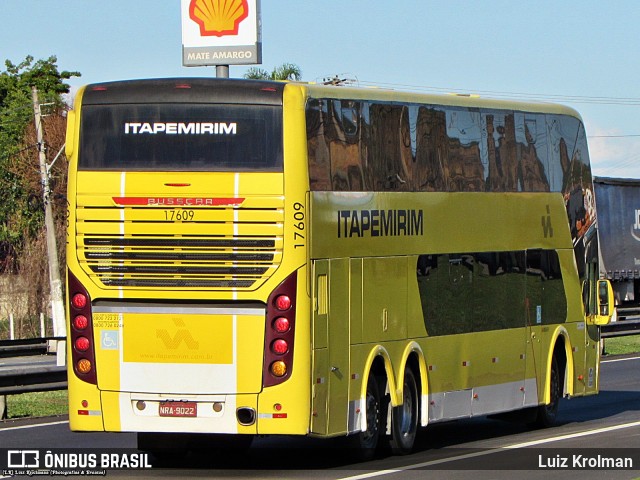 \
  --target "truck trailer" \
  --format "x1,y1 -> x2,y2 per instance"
594,176 -> 640,319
